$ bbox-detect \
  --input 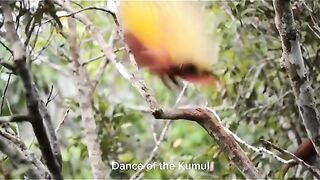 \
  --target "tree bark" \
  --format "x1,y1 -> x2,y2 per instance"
67,15 -> 107,179
273,0 -> 320,156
